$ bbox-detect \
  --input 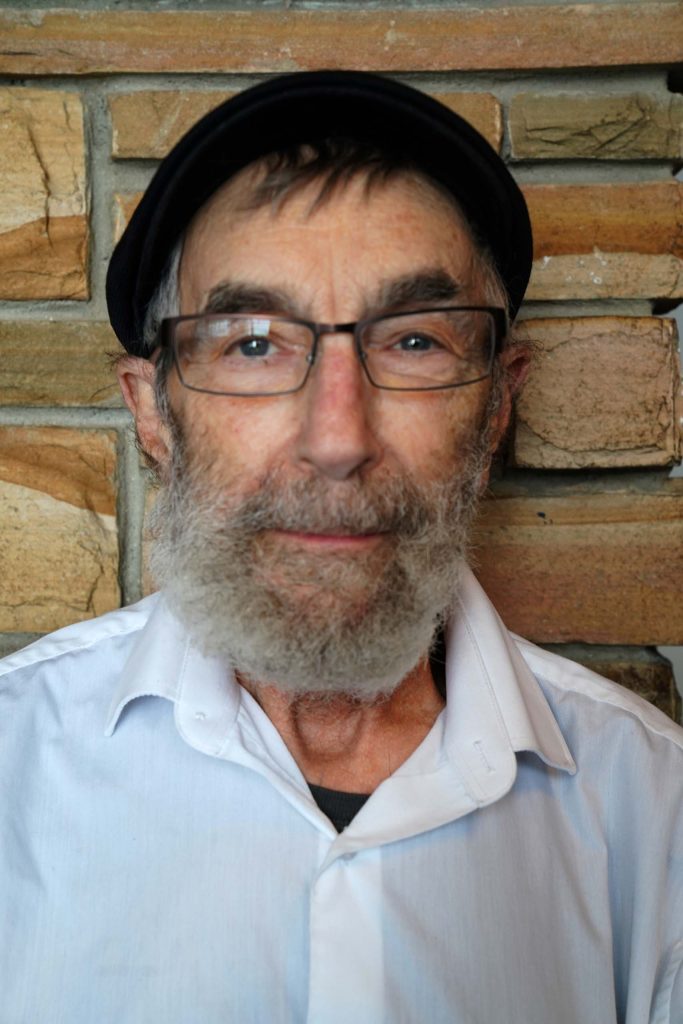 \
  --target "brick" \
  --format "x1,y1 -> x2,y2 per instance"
527,252 -> 683,301
473,476 -> 683,645
0,427 -> 119,632
0,322 -> 122,407
110,89 -> 502,159
0,88 -> 87,300
510,93 -> 683,161
111,90 -> 235,160
430,93 -> 502,151
1,6 -> 680,74
513,317 -> 682,469
542,644 -> 681,720
524,182 -> 683,259
113,192 -> 141,244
